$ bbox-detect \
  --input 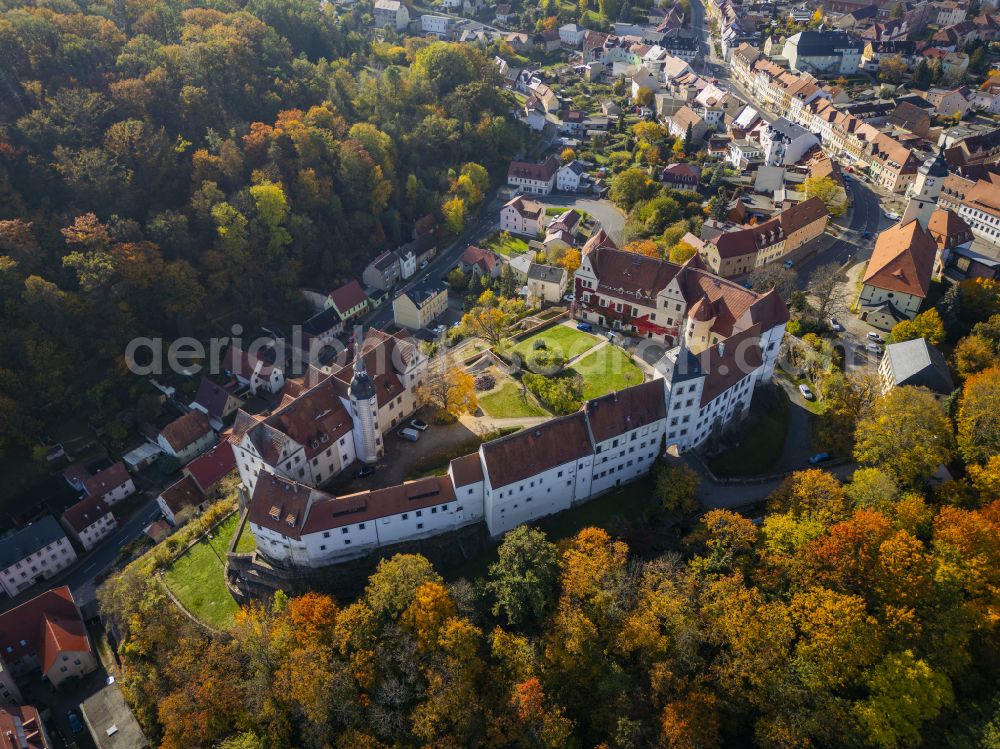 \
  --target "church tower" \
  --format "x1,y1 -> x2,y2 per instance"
349,348 -> 380,464
902,150 -> 948,229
